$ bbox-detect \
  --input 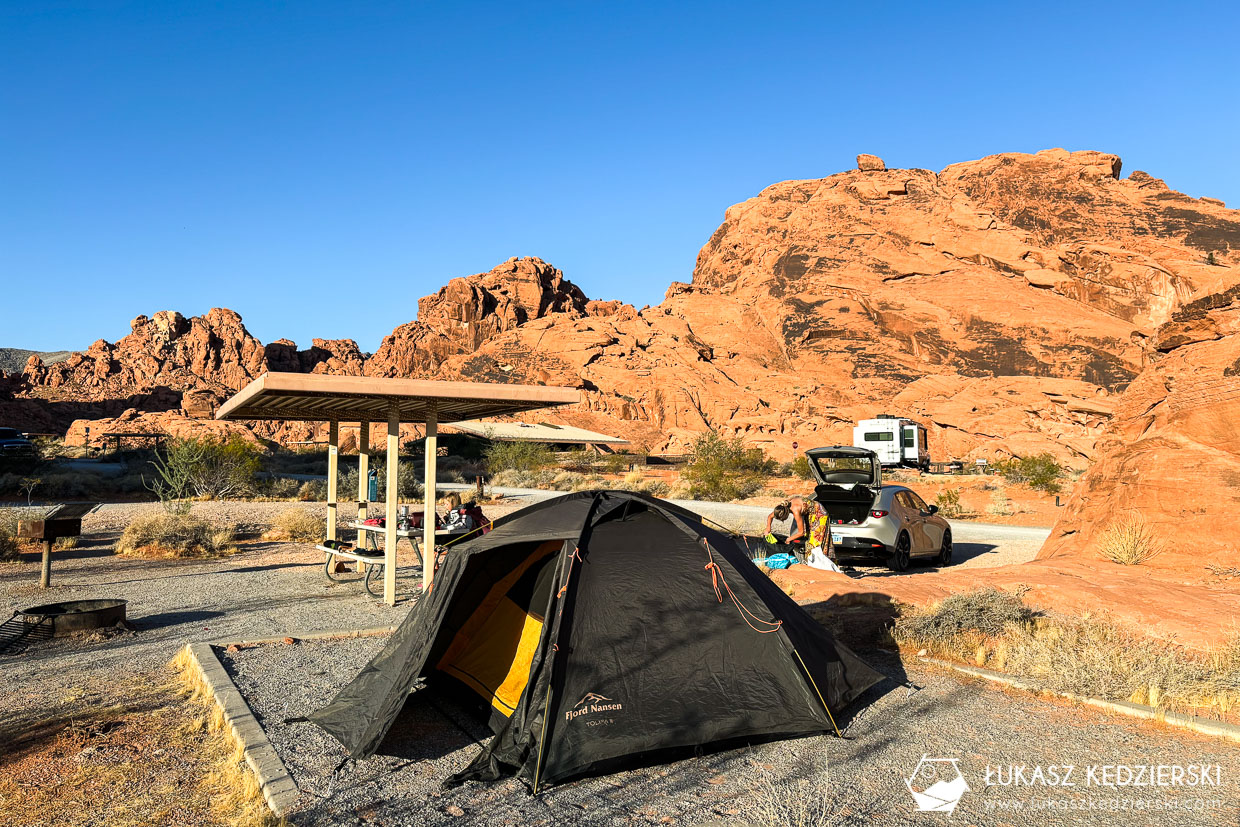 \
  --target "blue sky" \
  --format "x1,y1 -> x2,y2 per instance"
2,1 -> 1237,353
